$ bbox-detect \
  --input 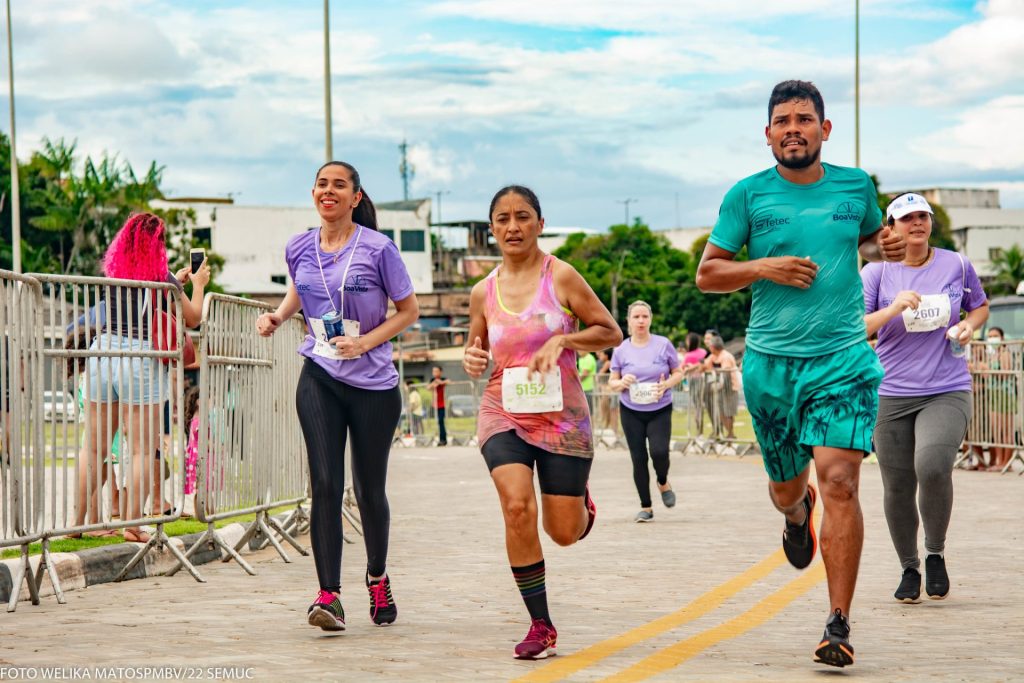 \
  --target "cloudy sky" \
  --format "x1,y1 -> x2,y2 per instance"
3,0 -> 1022,230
